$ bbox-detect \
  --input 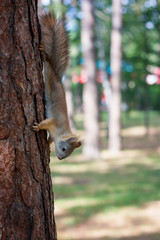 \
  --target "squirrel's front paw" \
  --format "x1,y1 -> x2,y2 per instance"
33,122 -> 40,132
